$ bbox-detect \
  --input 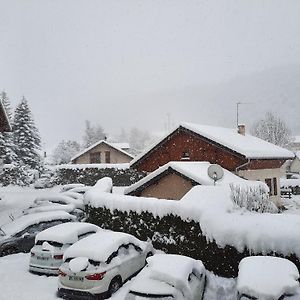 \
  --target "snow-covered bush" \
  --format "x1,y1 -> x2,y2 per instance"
230,184 -> 278,213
